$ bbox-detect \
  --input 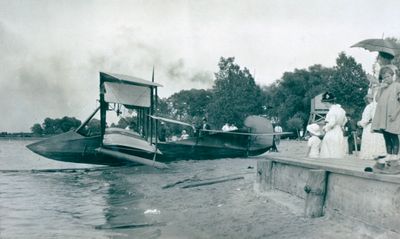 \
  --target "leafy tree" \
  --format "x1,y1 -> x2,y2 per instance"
264,53 -> 369,131
42,117 -> 57,135
86,118 -> 101,136
264,64 -> 334,129
158,89 -> 213,136
167,89 -> 212,122
37,116 -> 81,135
286,116 -> 304,139
207,57 -> 264,128
327,52 -> 369,118
156,97 -> 170,117
31,123 -> 43,136
42,118 -> 52,134
115,116 -> 137,129
59,116 -> 81,132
